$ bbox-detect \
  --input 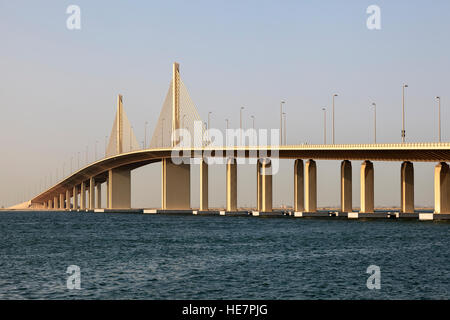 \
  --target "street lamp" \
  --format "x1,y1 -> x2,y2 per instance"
402,84 -> 408,143
161,118 -> 165,147
332,94 -> 338,144
144,121 -> 148,149
208,112 -> 212,130
105,135 -> 108,157
436,96 -> 441,143
371,103 -> 377,144
283,112 -> 287,145
240,107 -> 245,145
322,107 -> 327,144
130,126 -> 133,151
251,115 -> 255,145
280,100 -> 285,145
